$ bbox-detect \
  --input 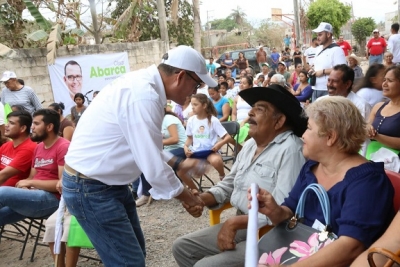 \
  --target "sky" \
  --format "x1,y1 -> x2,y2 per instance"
199,0 -> 397,27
